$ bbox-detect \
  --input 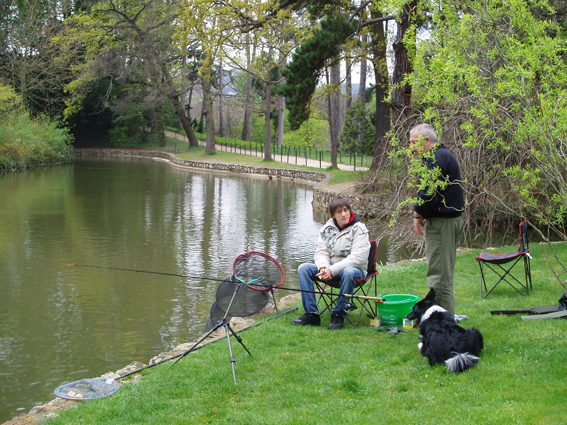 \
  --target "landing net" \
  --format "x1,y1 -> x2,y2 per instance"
54,378 -> 119,401
205,252 -> 285,331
